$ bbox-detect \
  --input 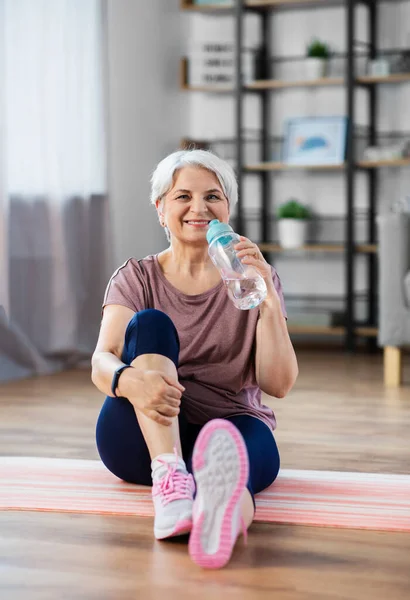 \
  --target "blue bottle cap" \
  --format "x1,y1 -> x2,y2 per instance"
206,219 -> 235,246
